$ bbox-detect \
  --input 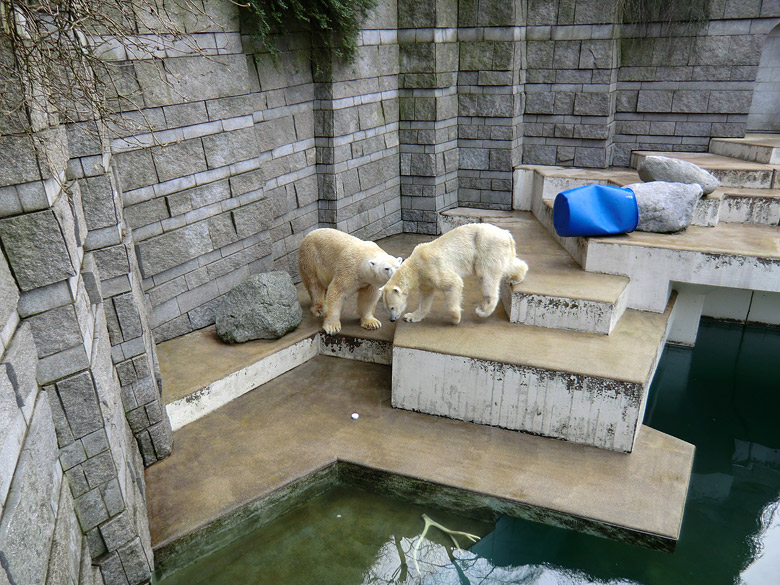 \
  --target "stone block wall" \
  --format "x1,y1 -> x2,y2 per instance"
456,0 -> 526,210
523,0 -> 620,168
1,116 -> 165,583
612,4 -> 778,165
50,0 -> 780,342
397,0 -> 459,233
315,0 -> 402,239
